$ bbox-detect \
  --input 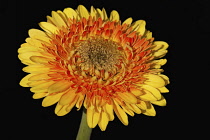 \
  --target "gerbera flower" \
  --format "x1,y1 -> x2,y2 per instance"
18,5 -> 169,131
